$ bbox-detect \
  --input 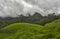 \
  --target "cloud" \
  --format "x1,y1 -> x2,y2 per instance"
0,0 -> 60,17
